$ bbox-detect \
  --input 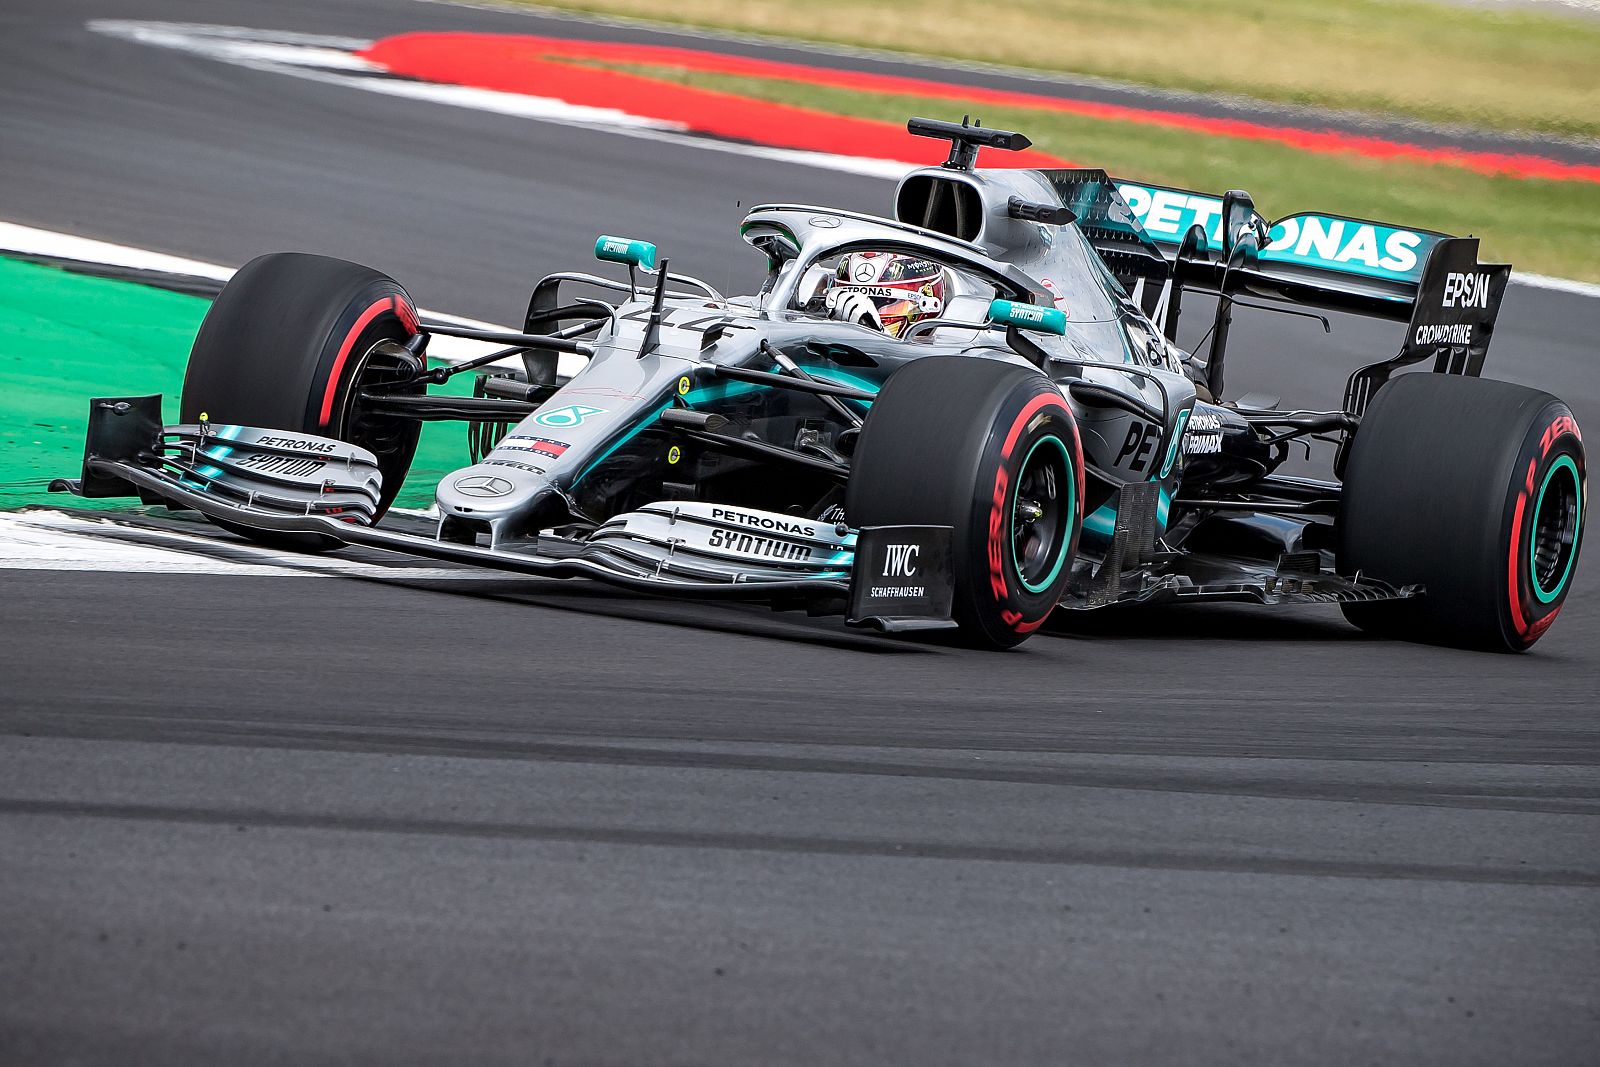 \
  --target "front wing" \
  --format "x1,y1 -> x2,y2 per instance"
48,396 -> 957,633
